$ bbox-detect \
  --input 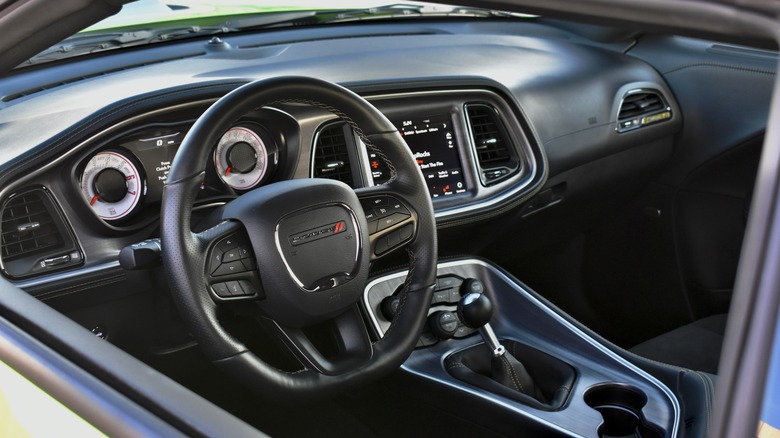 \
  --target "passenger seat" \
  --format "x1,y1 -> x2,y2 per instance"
628,314 -> 728,374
